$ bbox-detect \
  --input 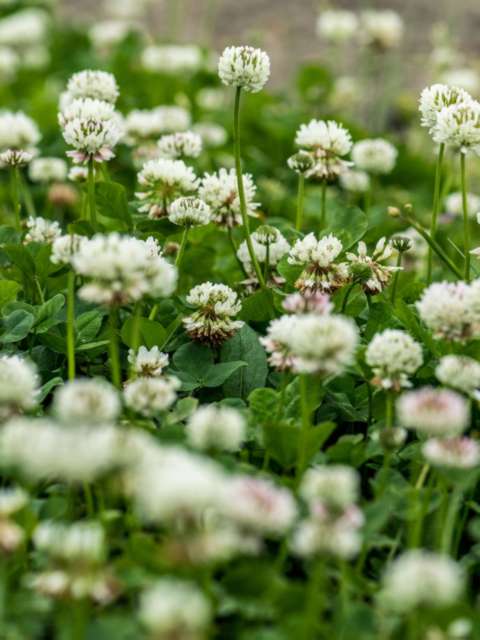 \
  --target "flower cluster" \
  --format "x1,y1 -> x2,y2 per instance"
71,234 -> 177,306
366,329 -> 423,390
288,233 -> 349,293
347,238 -> 398,295
198,167 -> 259,228
397,387 -> 470,437
351,138 -> 398,175
0,354 -> 39,419
294,119 -> 353,180
186,405 -> 246,452
237,225 -> 290,279
183,282 -> 244,346
218,46 -> 270,93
